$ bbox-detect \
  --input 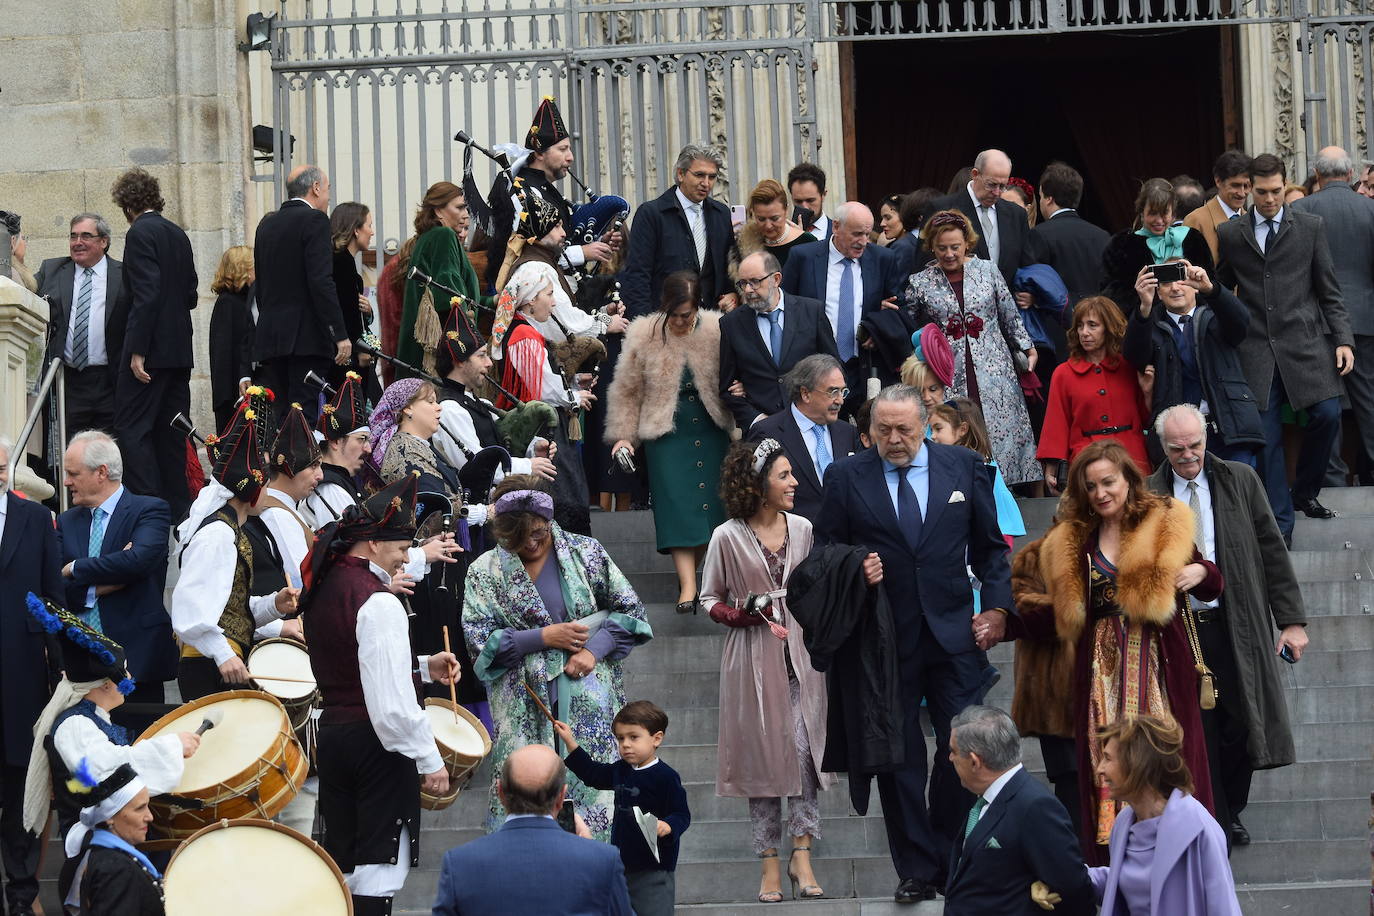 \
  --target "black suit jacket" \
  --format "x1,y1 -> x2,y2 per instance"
36,256 -> 132,388
718,293 -> 838,428
943,767 -> 1095,916
208,287 -> 255,413
620,188 -> 733,317
0,493 -> 65,766
1032,210 -> 1110,306
121,211 -> 198,369
253,200 -> 346,361
928,188 -> 1042,287
746,408 -> 859,522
